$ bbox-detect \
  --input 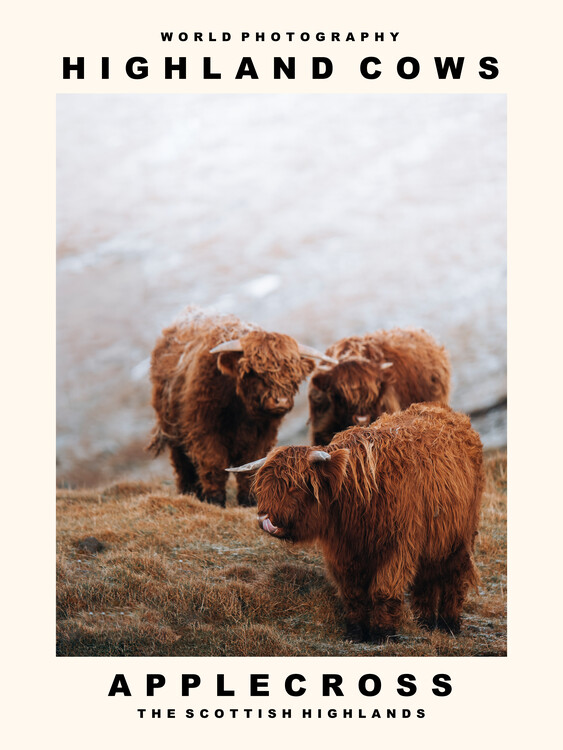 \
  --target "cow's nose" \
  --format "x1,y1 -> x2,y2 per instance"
276,397 -> 290,408
353,414 -> 371,426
